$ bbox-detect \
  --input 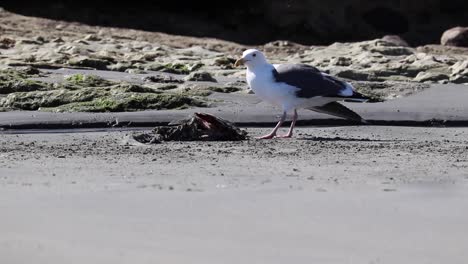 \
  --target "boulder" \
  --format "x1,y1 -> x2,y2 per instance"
381,35 -> 409,47
441,27 -> 468,47
414,71 -> 449,82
